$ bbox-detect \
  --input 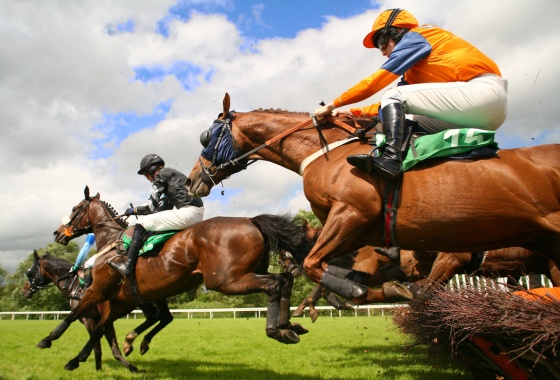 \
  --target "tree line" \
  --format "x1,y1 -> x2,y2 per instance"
0,210 -> 323,312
